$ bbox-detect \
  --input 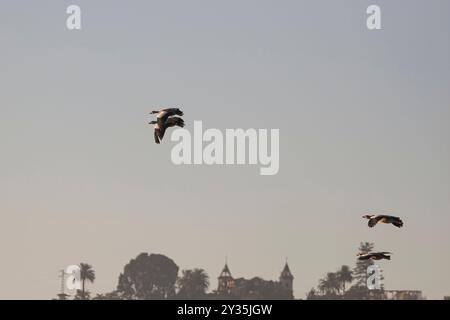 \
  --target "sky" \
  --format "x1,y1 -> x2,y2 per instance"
1,0 -> 450,299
